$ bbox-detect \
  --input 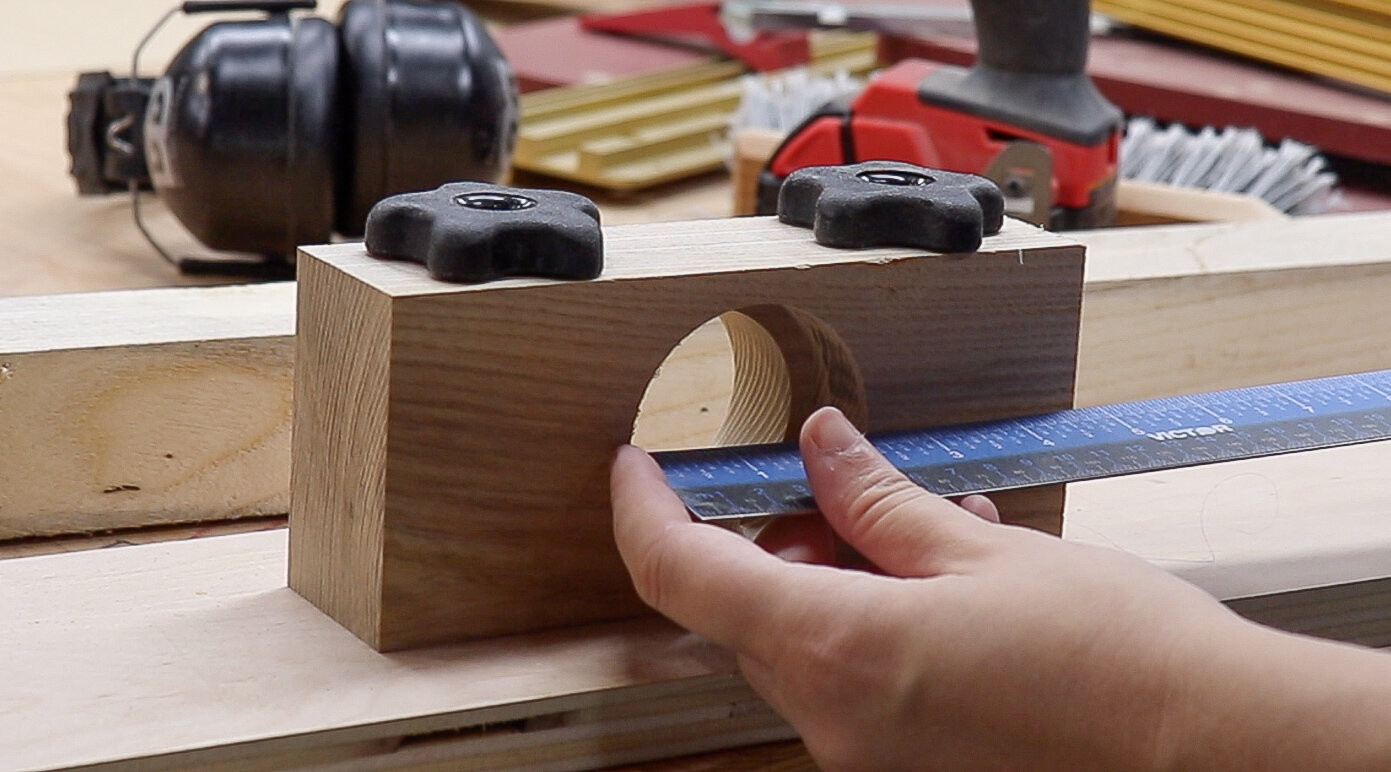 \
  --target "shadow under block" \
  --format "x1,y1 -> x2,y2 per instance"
290,217 -> 1086,650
